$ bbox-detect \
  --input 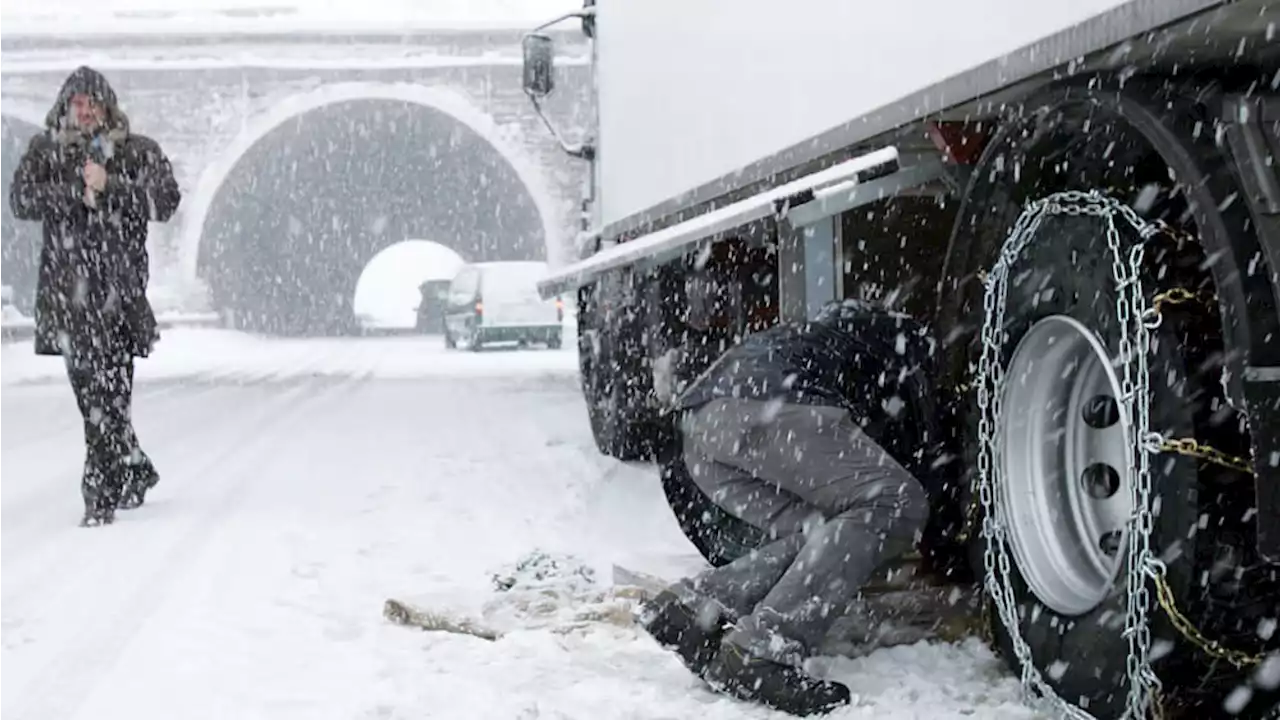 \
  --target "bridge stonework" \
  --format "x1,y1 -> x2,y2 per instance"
0,30 -> 593,317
